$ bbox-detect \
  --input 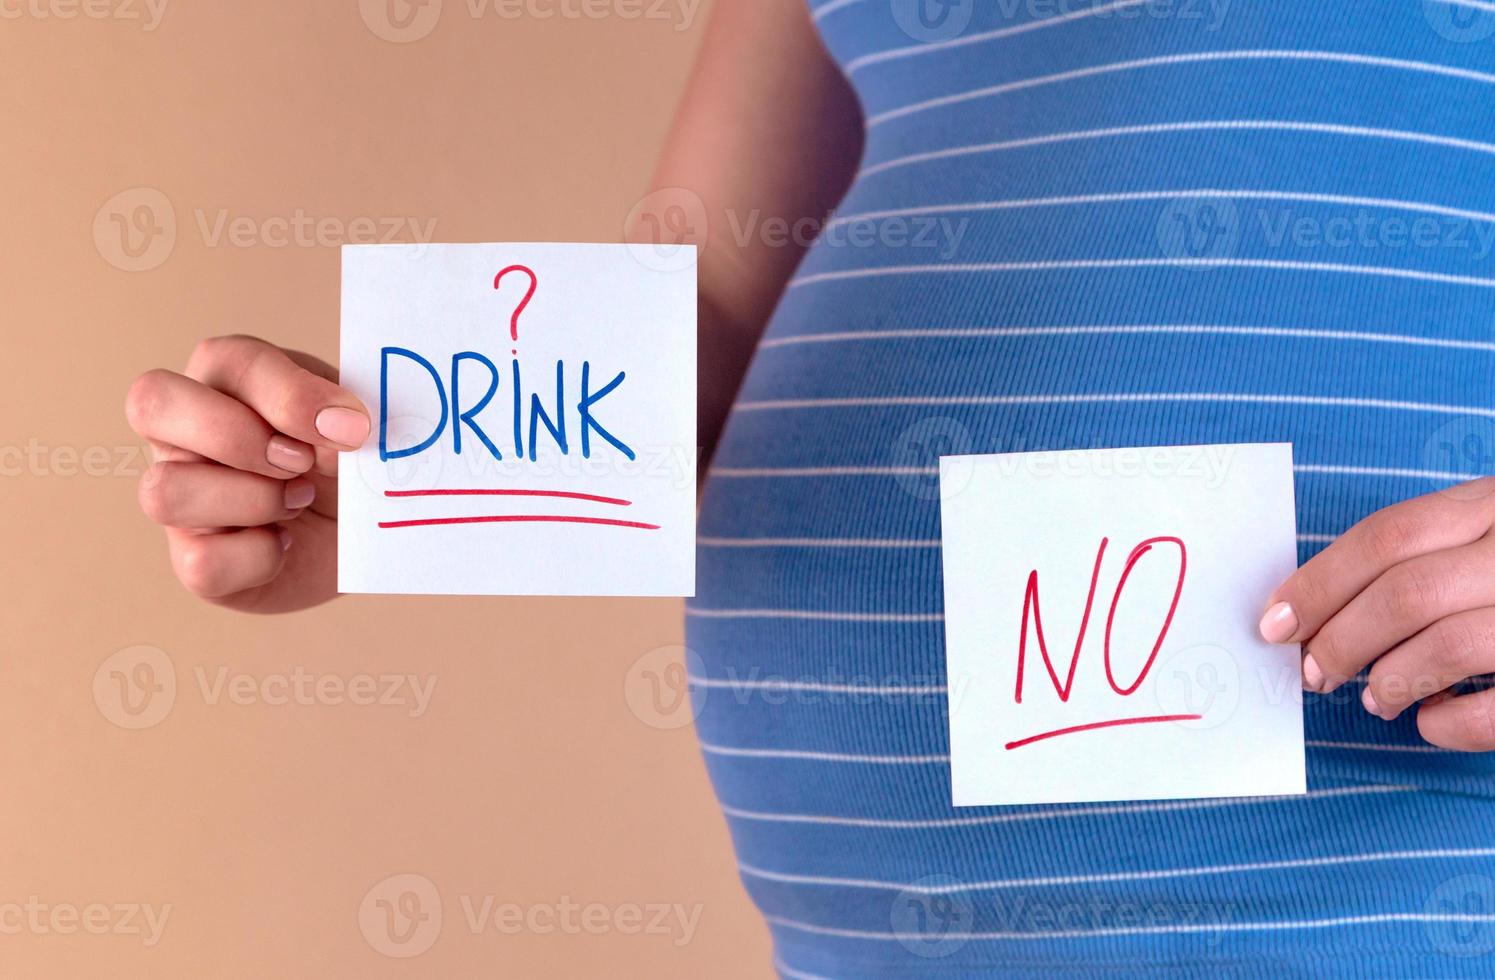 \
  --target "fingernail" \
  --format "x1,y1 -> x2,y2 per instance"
315,407 -> 370,448
1258,601 -> 1298,644
278,527 -> 294,552
266,435 -> 313,473
284,480 -> 316,511
1361,685 -> 1383,718
1302,654 -> 1324,692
